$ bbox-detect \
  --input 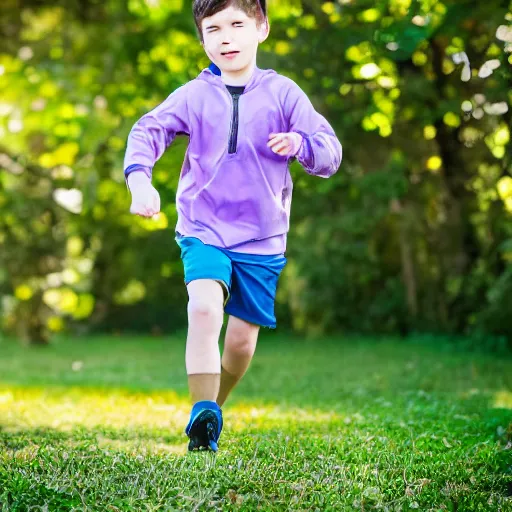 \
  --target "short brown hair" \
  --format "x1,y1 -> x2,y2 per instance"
193,0 -> 266,39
